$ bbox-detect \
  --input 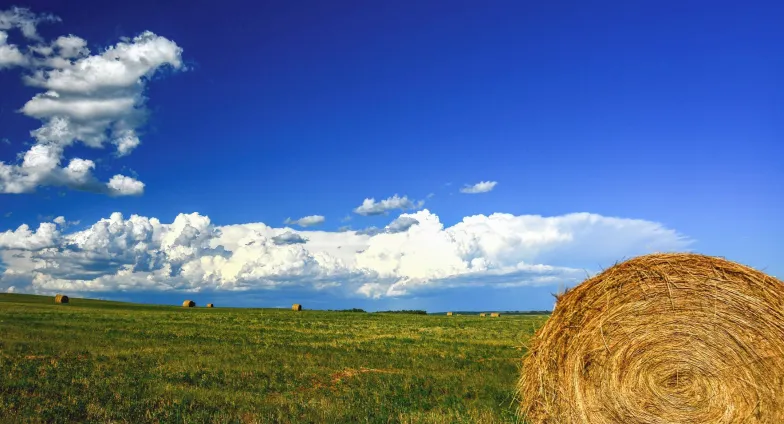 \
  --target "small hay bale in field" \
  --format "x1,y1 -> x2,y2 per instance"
182,300 -> 195,308
518,252 -> 784,424
446,312 -> 453,316
479,313 -> 486,317
207,303 -> 214,308
54,294 -> 69,304
292,303 -> 302,311
490,312 -> 500,317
